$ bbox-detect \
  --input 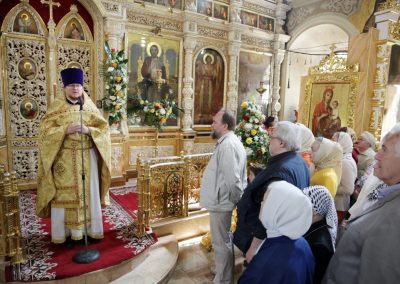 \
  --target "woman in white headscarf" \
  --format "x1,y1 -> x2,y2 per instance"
332,132 -> 357,222
310,137 -> 343,197
297,123 -> 315,168
303,185 -> 338,284
238,181 -> 315,284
